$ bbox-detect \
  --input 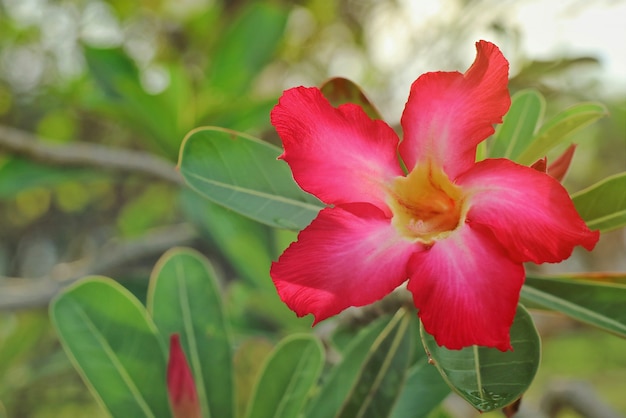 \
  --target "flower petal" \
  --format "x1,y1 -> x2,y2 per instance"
271,204 -> 420,323
459,158 -> 599,264
271,86 -> 402,213
407,224 -> 524,351
399,40 -> 510,179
